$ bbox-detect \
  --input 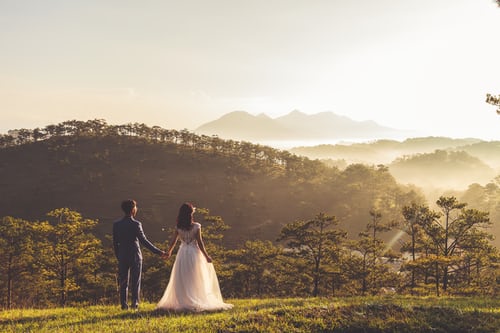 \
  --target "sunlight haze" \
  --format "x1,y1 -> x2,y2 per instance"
1,0 -> 499,140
